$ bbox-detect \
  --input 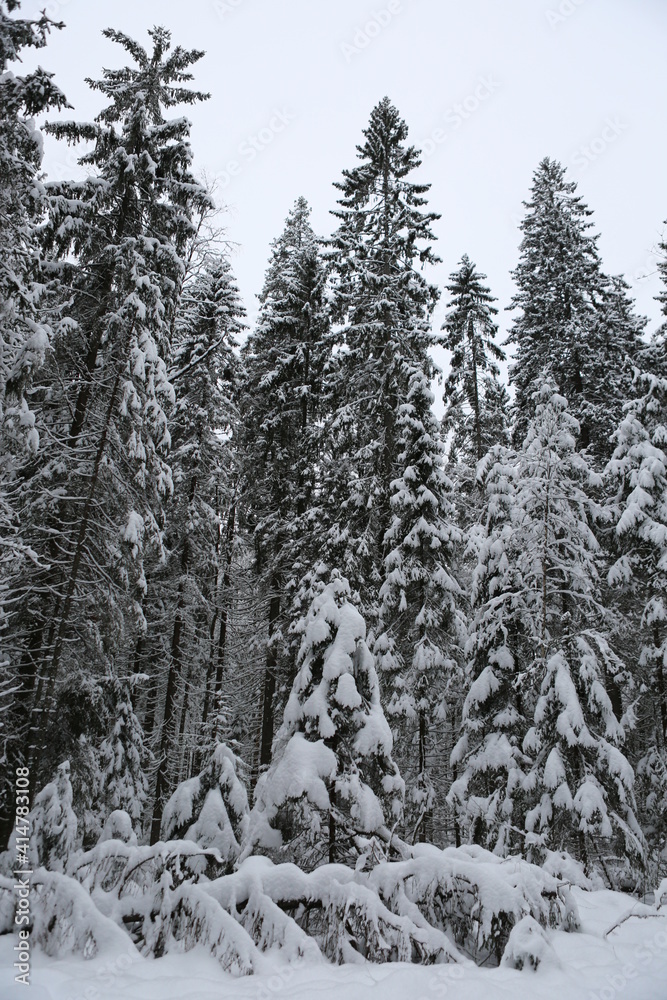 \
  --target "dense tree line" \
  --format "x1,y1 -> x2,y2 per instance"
1,6 -> 666,889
